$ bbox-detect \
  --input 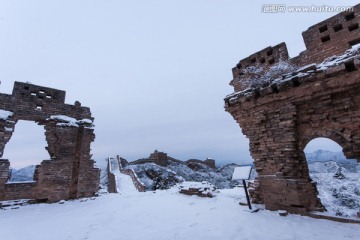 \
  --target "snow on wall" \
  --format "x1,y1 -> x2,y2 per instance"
48,115 -> 94,128
0,109 -> 13,120
226,43 -> 360,103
